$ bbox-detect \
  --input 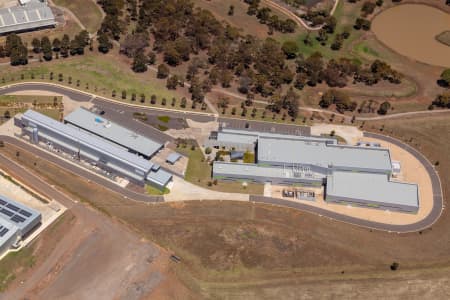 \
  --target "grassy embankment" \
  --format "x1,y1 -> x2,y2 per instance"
436,31 -> 450,47
0,53 -> 206,112
0,95 -> 62,123
177,146 -> 264,195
